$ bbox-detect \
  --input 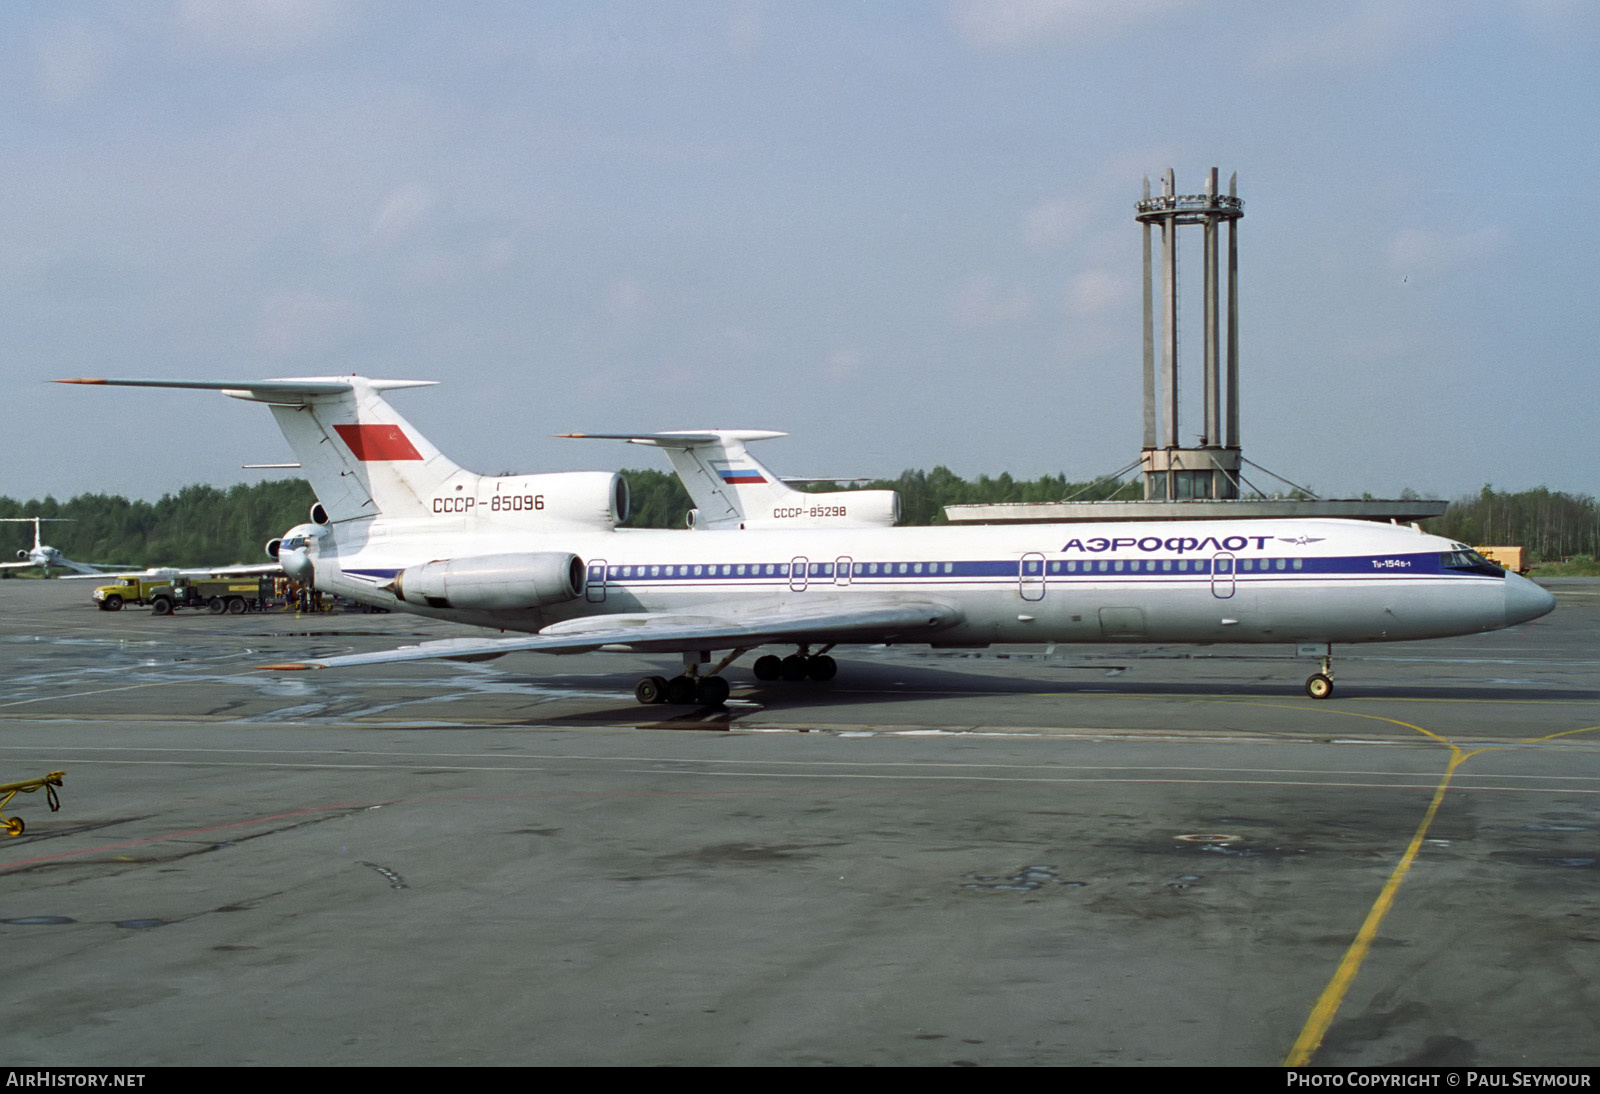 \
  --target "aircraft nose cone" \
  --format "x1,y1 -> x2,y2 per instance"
280,548 -> 315,587
1504,573 -> 1556,626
